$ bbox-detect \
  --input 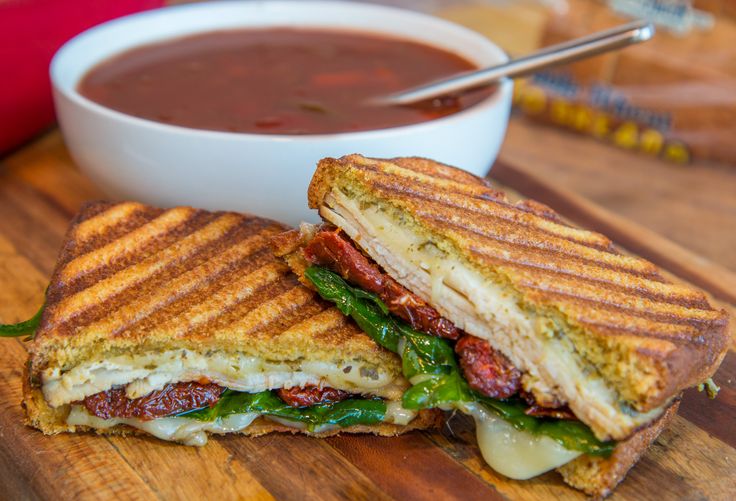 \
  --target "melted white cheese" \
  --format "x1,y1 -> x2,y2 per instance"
66,398 -> 417,445
460,403 -> 581,479
43,349 -> 401,408
67,405 -> 260,446
385,400 -> 418,425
